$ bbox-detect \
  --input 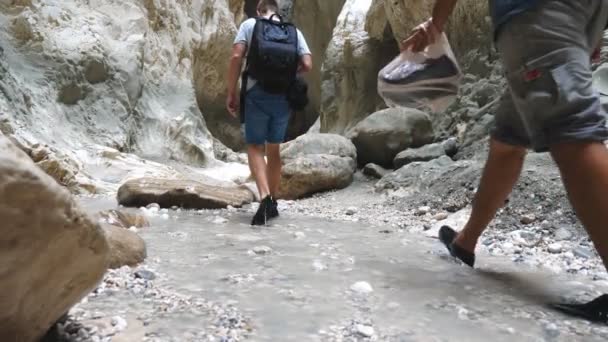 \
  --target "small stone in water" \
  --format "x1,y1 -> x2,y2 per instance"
135,269 -> 156,280
293,231 -> 306,239
574,246 -> 593,259
111,316 -> 127,332
433,212 -> 448,221
313,260 -> 327,271
350,281 -> 373,294
554,226 -> 573,241
416,206 -> 431,215
146,203 -> 160,210
548,243 -> 563,254
212,216 -> 228,224
520,214 -> 536,225
355,324 -> 375,337
345,207 -> 357,215
252,246 -> 272,255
